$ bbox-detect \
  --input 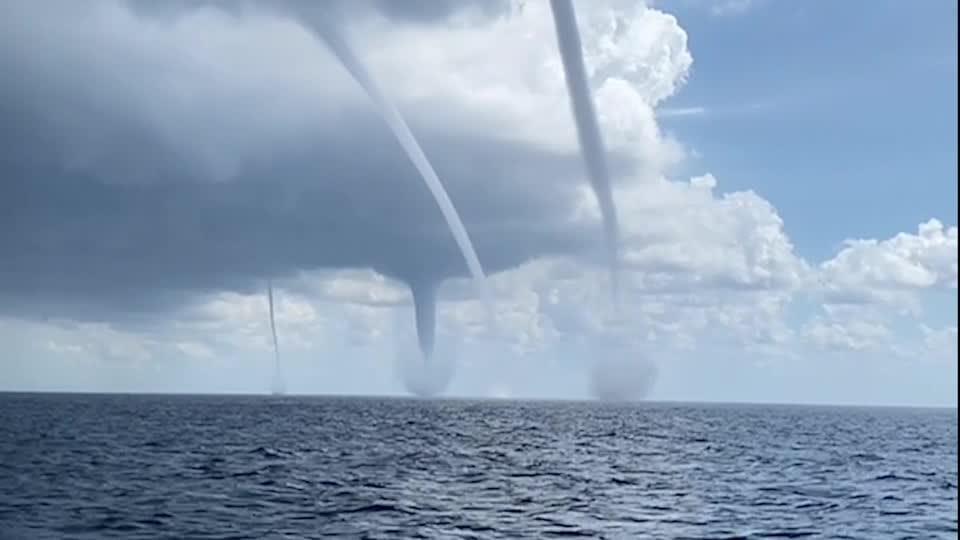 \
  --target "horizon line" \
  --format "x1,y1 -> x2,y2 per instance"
1,390 -> 955,411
